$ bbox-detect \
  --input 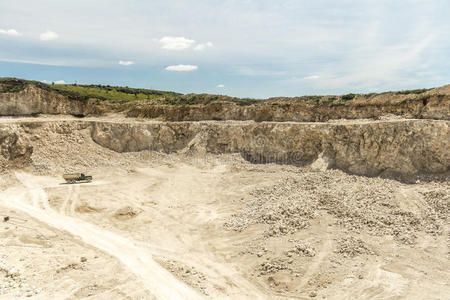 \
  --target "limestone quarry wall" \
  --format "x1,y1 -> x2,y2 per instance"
126,94 -> 450,122
1,119 -> 448,177
91,120 -> 449,177
0,85 -> 104,116
1,84 -> 449,121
